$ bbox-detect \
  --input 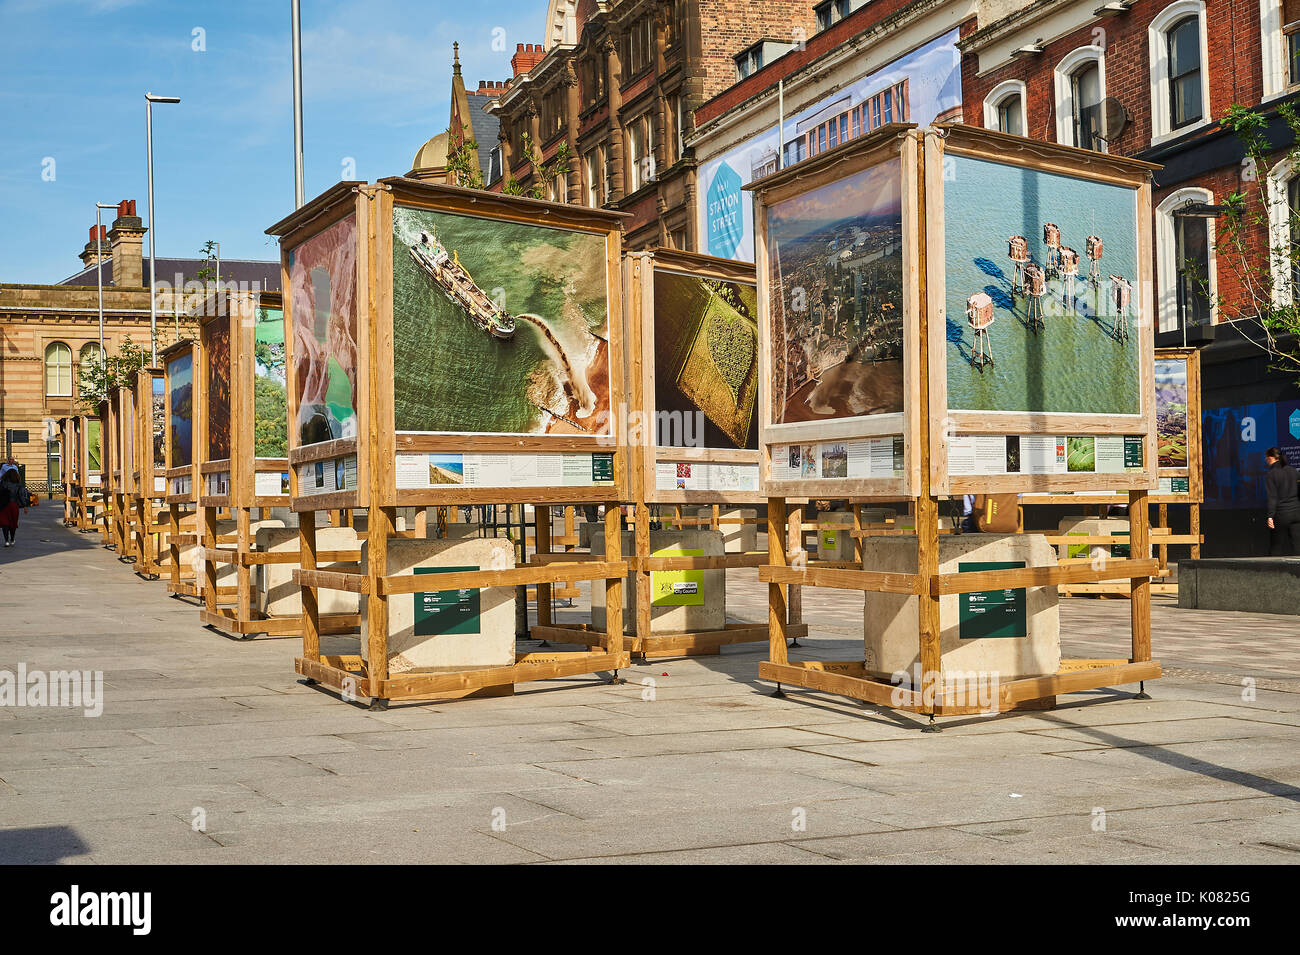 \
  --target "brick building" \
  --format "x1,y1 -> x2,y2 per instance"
960,0 -> 1300,553
0,201 -> 279,488
478,0 -> 820,249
